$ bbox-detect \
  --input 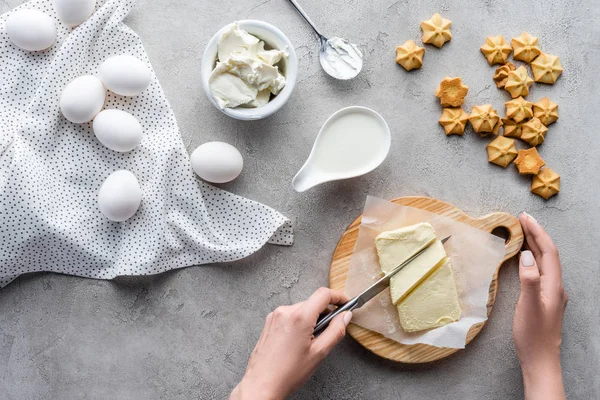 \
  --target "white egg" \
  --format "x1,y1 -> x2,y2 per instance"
99,55 -> 151,96
98,170 -> 142,222
6,9 -> 57,51
54,0 -> 96,27
190,142 -> 243,183
93,109 -> 143,152
60,75 -> 106,123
